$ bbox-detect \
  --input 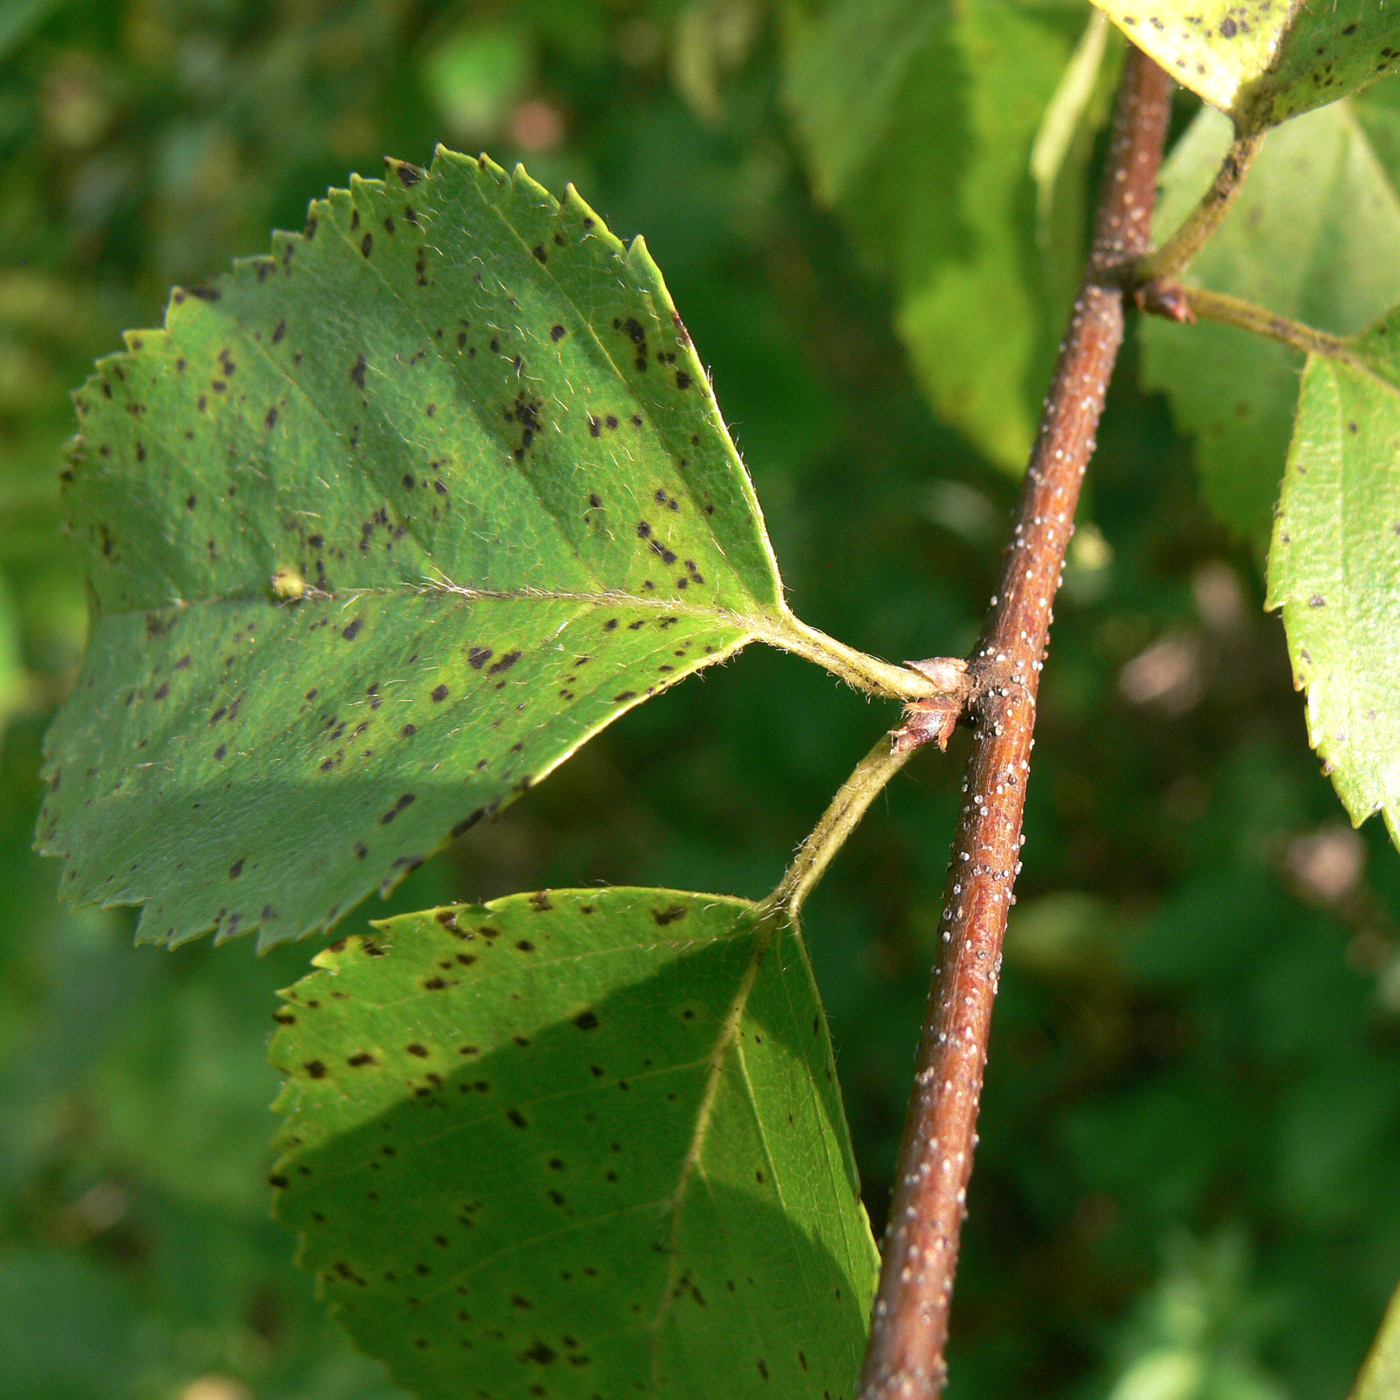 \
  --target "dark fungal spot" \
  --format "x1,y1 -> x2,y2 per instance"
431,683 -> 450,701
467,646 -> 493,669
451,810 -> 484,837
423,976 -> 448,991
533,244 -> 547,264
488,651 -> 521,674
380,792 -> 416,825
589,492 -> 602,508
406,1043 -> 428,1058
574,1010 -> 600,1030
551,324 -> 565,341
676,370 -> 692,390
229,858 -> 245,879
508,1109 -> 528,1129
1219,16 -> 1237,35
653,904 -> 686,926
349,354 -> 367,389
305,1060 -> 327,1079
348,1052 -> 375,1067
342,617 -> 363,641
